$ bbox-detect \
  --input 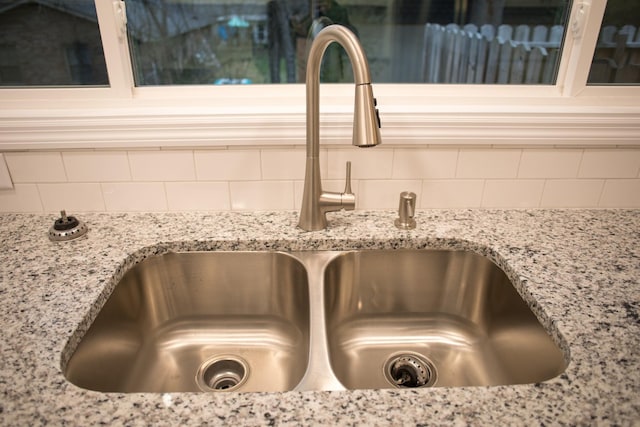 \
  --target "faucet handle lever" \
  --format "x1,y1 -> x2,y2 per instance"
344,161 -> 353,195
340,161 -> 356,211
